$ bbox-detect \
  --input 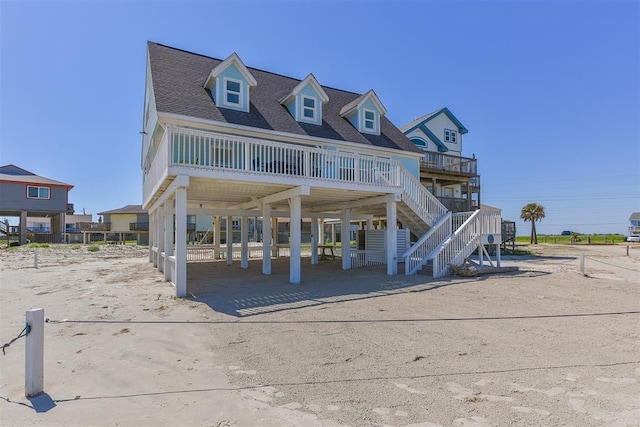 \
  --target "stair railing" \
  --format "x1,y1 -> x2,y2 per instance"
432,209 -> 482,278
398,167 -> 447,227
403,212 -> 452,275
